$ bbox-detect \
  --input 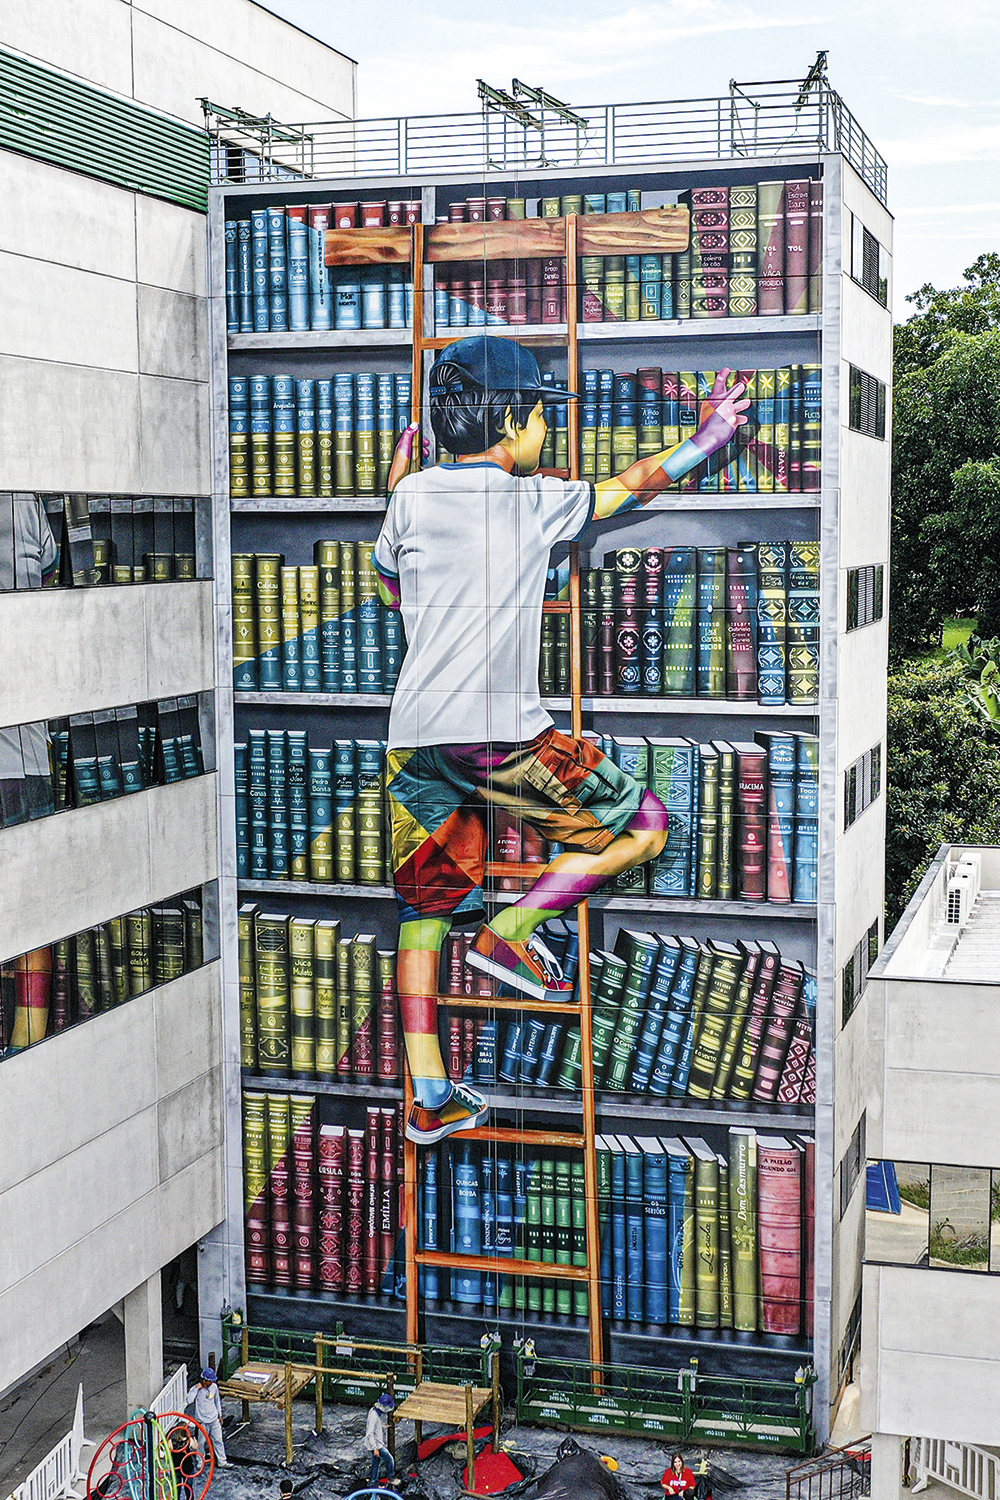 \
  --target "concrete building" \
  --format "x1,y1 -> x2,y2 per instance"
0,0 -> 354,1470
862,844 -> 1000,1496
